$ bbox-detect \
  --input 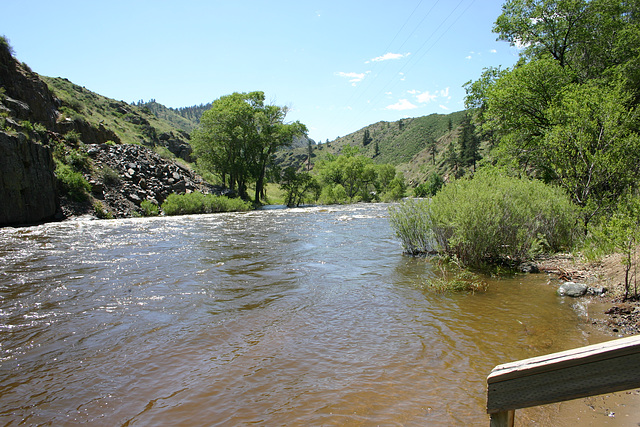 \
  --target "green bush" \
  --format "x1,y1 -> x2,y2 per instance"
65,148 -> 91,172
55,161 -> 91,201
100,166 -> 120,186
388,198 -> 434,255
93,201 -> 114,219
389,168 -> 579,266
414,172 -> 444,197
140,200 -> 159,217
64,130 -> 81,144
161,192 -> 251,216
